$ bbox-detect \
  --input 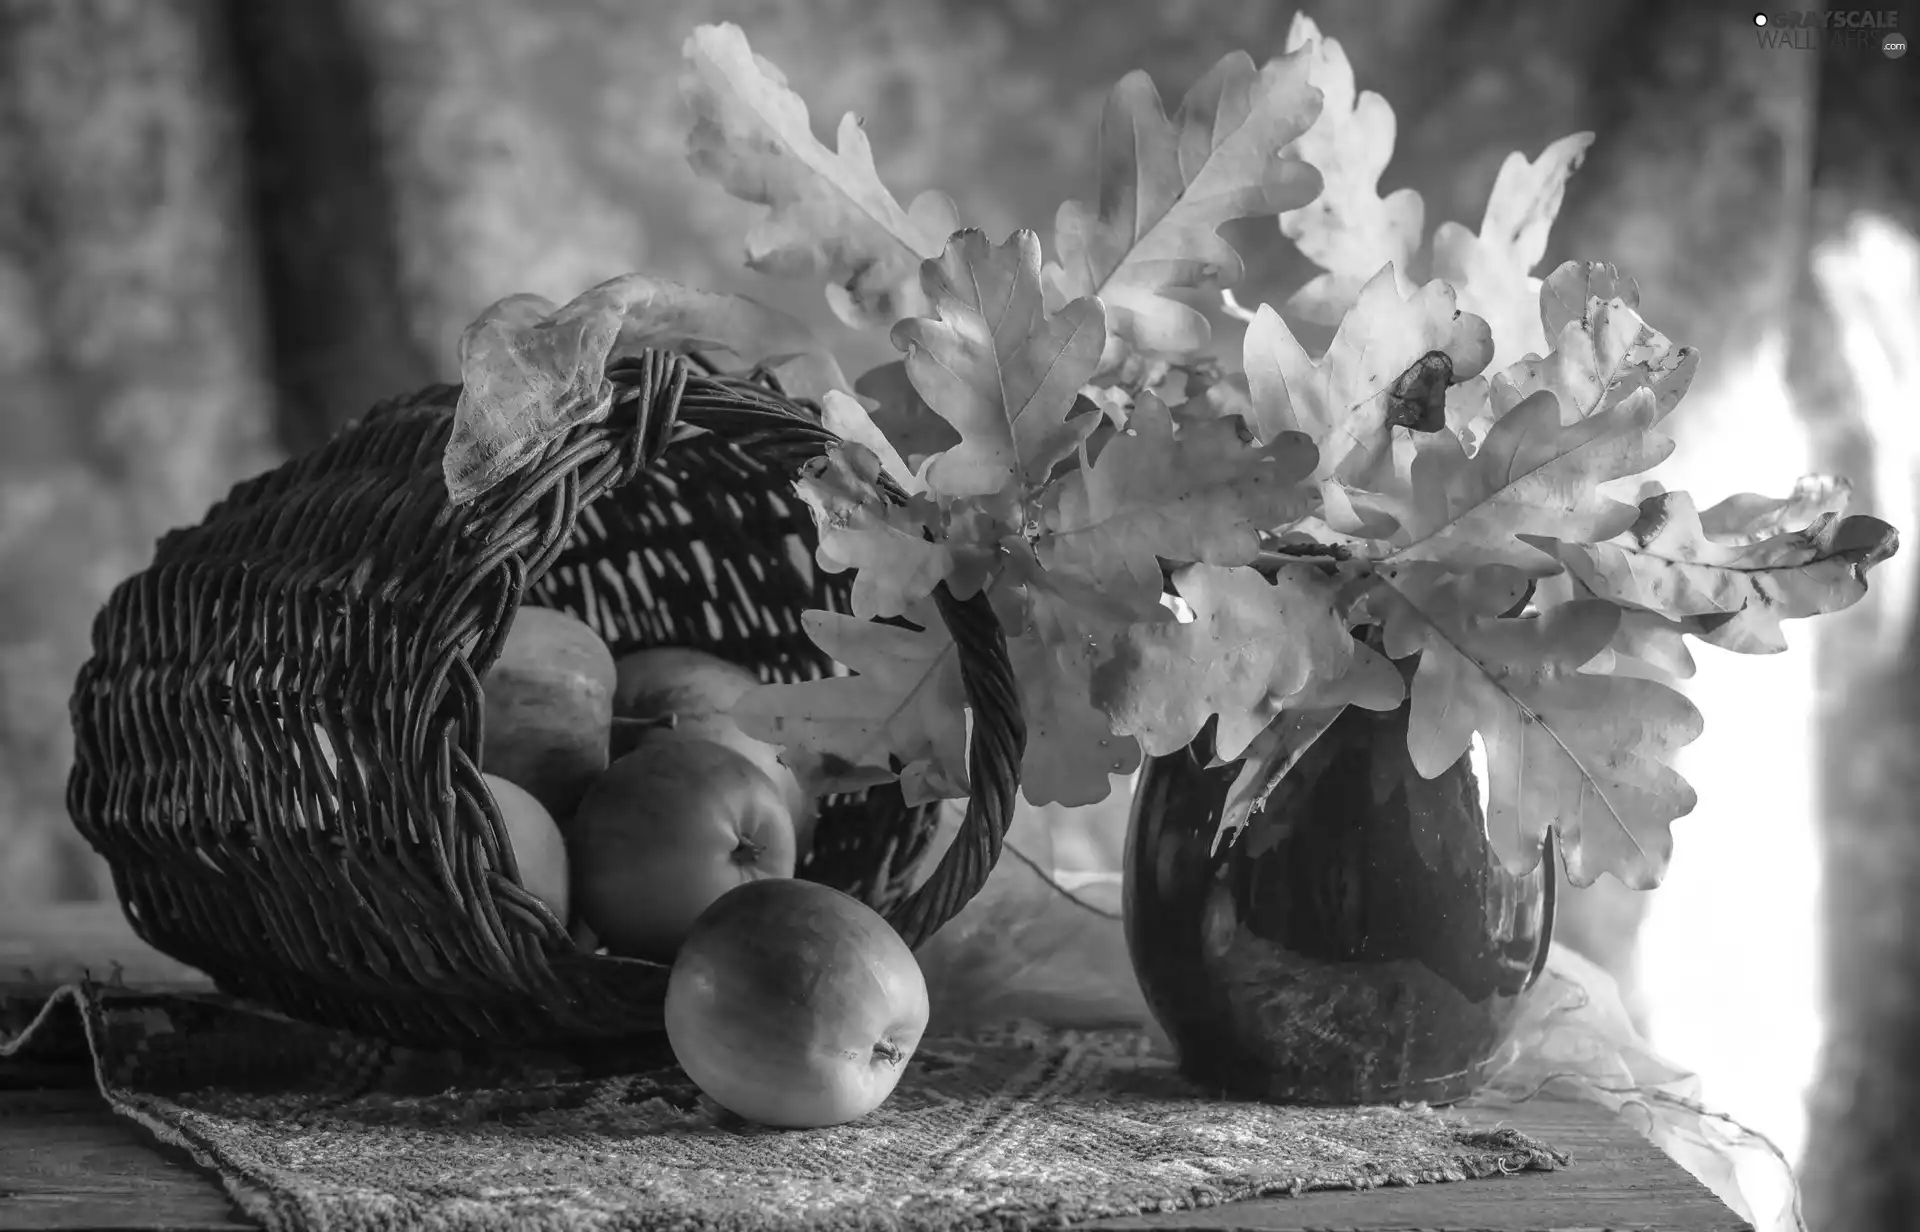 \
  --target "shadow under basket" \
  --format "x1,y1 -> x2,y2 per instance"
64,350 -> 1025,1052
